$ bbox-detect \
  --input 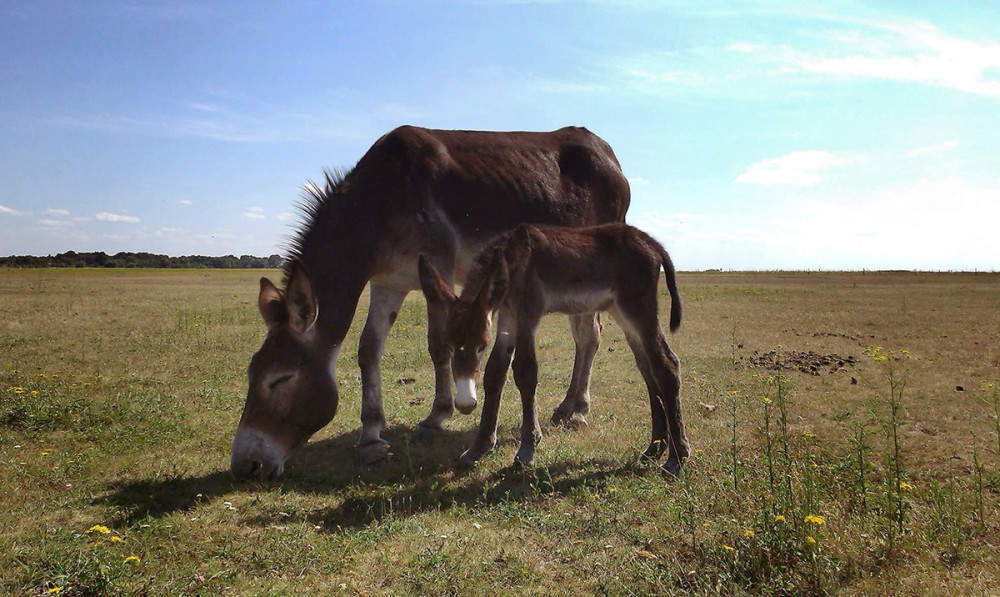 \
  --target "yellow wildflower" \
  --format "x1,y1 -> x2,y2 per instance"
722,544 -> 735,552
774,515 -> 787,523
47,588 -> 63,594
744,529 -> 755,537
762,397 -> 772,404
899,481 -> 914,491
87,525 -> 111,534
806,536 -> 816,544
804,515 -> 826,526
108,535 -> 124,543
124,555 -> 140,564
